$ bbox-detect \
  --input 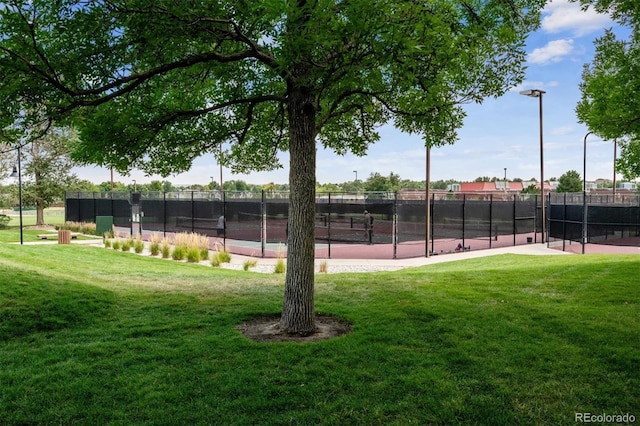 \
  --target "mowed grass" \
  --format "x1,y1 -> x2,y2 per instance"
0,242 -> 638,425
